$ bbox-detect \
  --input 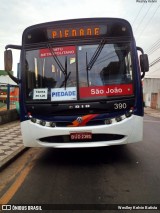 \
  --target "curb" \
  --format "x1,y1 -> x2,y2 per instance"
0,146 -> 28,171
